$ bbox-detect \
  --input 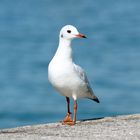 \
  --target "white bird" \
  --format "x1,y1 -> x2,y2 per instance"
48,25 -> 99,125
